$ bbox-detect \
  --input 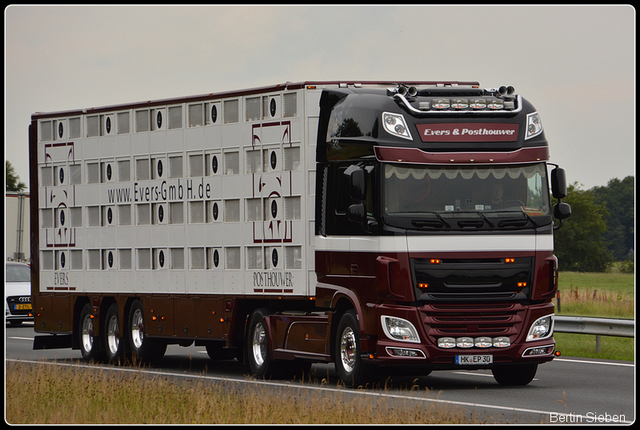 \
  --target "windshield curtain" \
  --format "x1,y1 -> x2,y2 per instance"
383,163 -> 550,216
